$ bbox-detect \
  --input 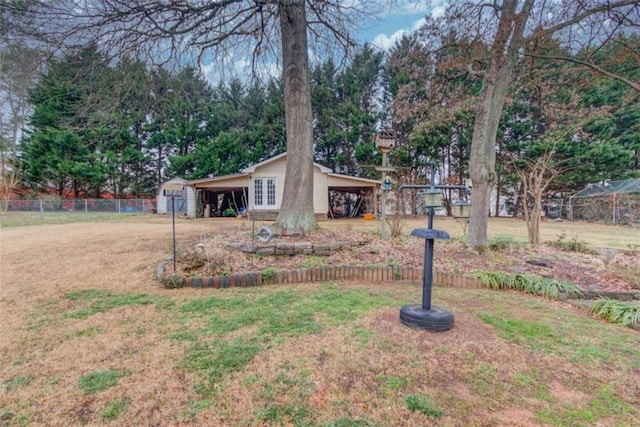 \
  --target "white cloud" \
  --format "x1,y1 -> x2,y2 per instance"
370,16 -> 427,51
373,1 -> 431,17
372,29 -> 407,51
431,5 -> 446,18
368,1 -> 447,51
412,17 -> 427,31
200,56 -> 280,85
